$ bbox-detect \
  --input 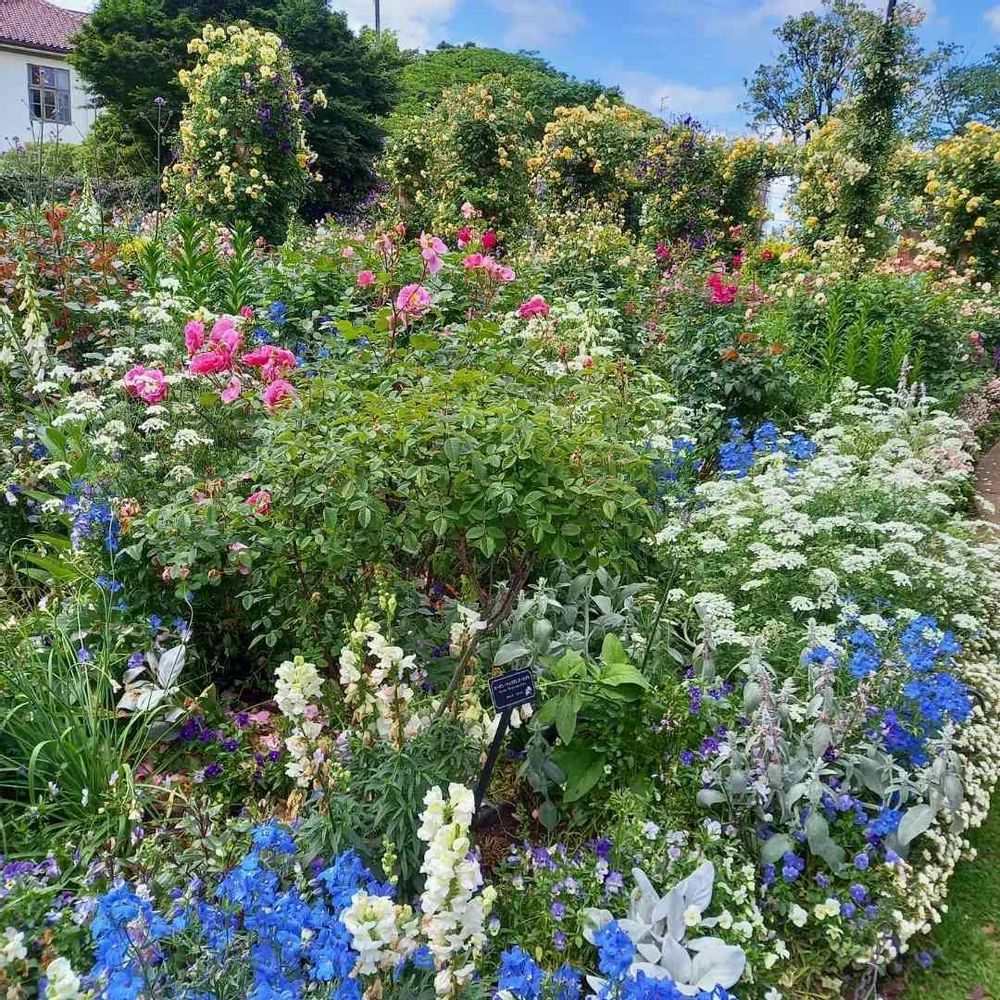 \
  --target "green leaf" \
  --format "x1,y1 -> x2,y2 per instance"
762,833 -> 794,864
554,693 -> 579,745
898,804 -> 934,847
600,633 -> 628,665
597,660 -> 650,694
552,746 -> 604,803
538,800 -> 559,830
443,437 -> 466,463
